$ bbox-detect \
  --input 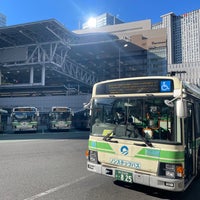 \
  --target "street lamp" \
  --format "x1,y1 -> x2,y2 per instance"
118,43 -> 128,78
